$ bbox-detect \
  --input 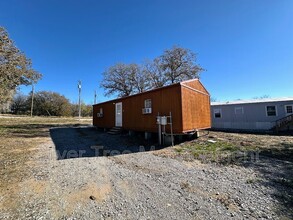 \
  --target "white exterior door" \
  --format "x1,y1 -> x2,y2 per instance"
115,102 -> 122,127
